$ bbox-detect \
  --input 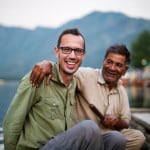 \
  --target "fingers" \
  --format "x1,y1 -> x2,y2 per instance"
30,61 -> 52,87
46,74 -> 52,85
36,71 -> 47,87
103,115 -> 119,128
30,65 -> 41,87
30,65 -> 51,87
